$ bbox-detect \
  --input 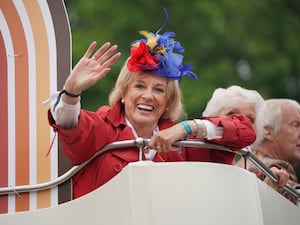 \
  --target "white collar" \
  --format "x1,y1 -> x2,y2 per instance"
125,117 -> 159,160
